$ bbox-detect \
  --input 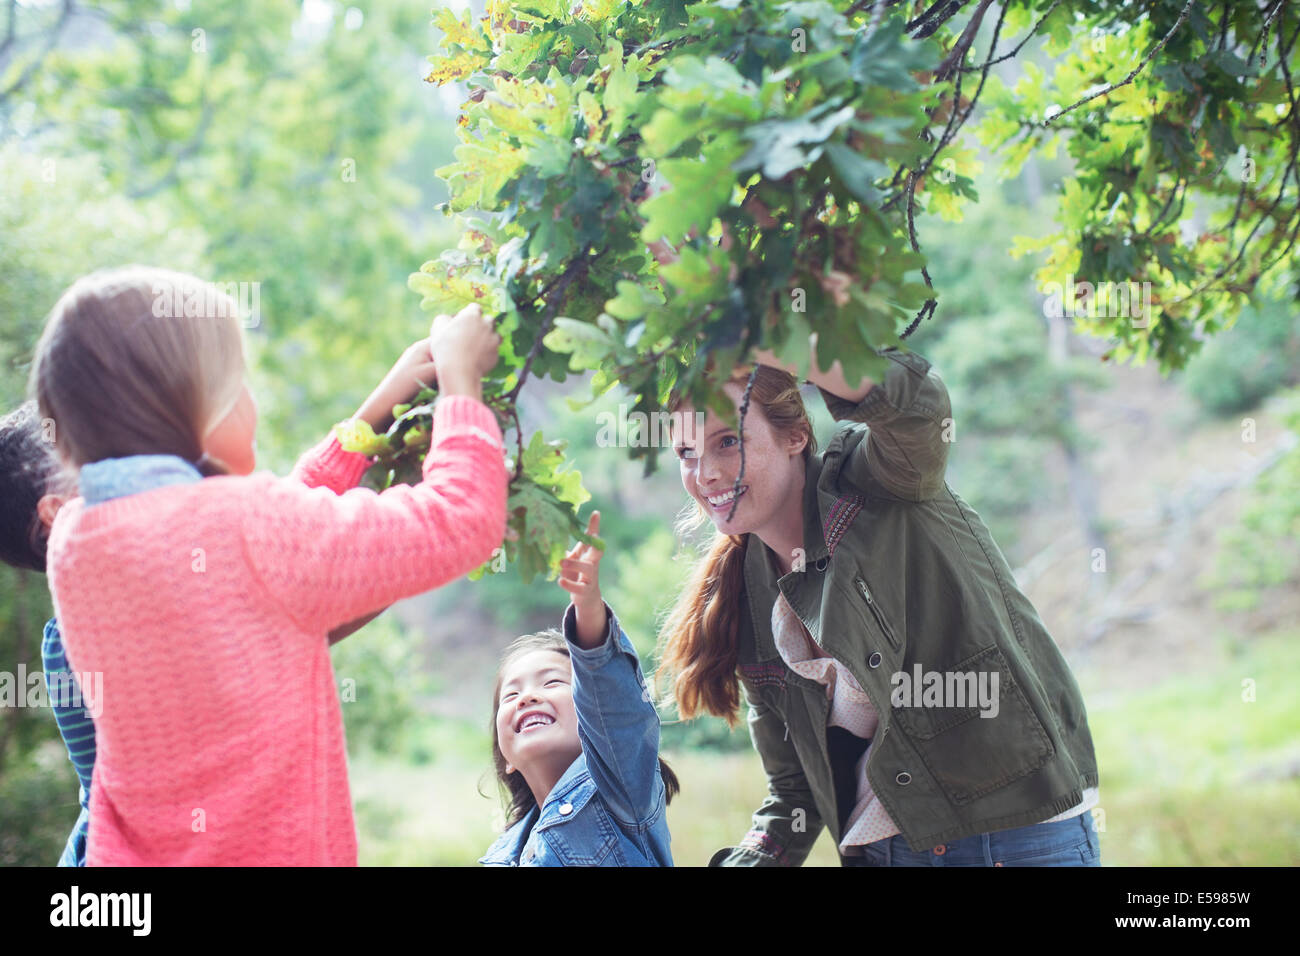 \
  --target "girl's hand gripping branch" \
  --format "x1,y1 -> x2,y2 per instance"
429,303 -> 501,403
